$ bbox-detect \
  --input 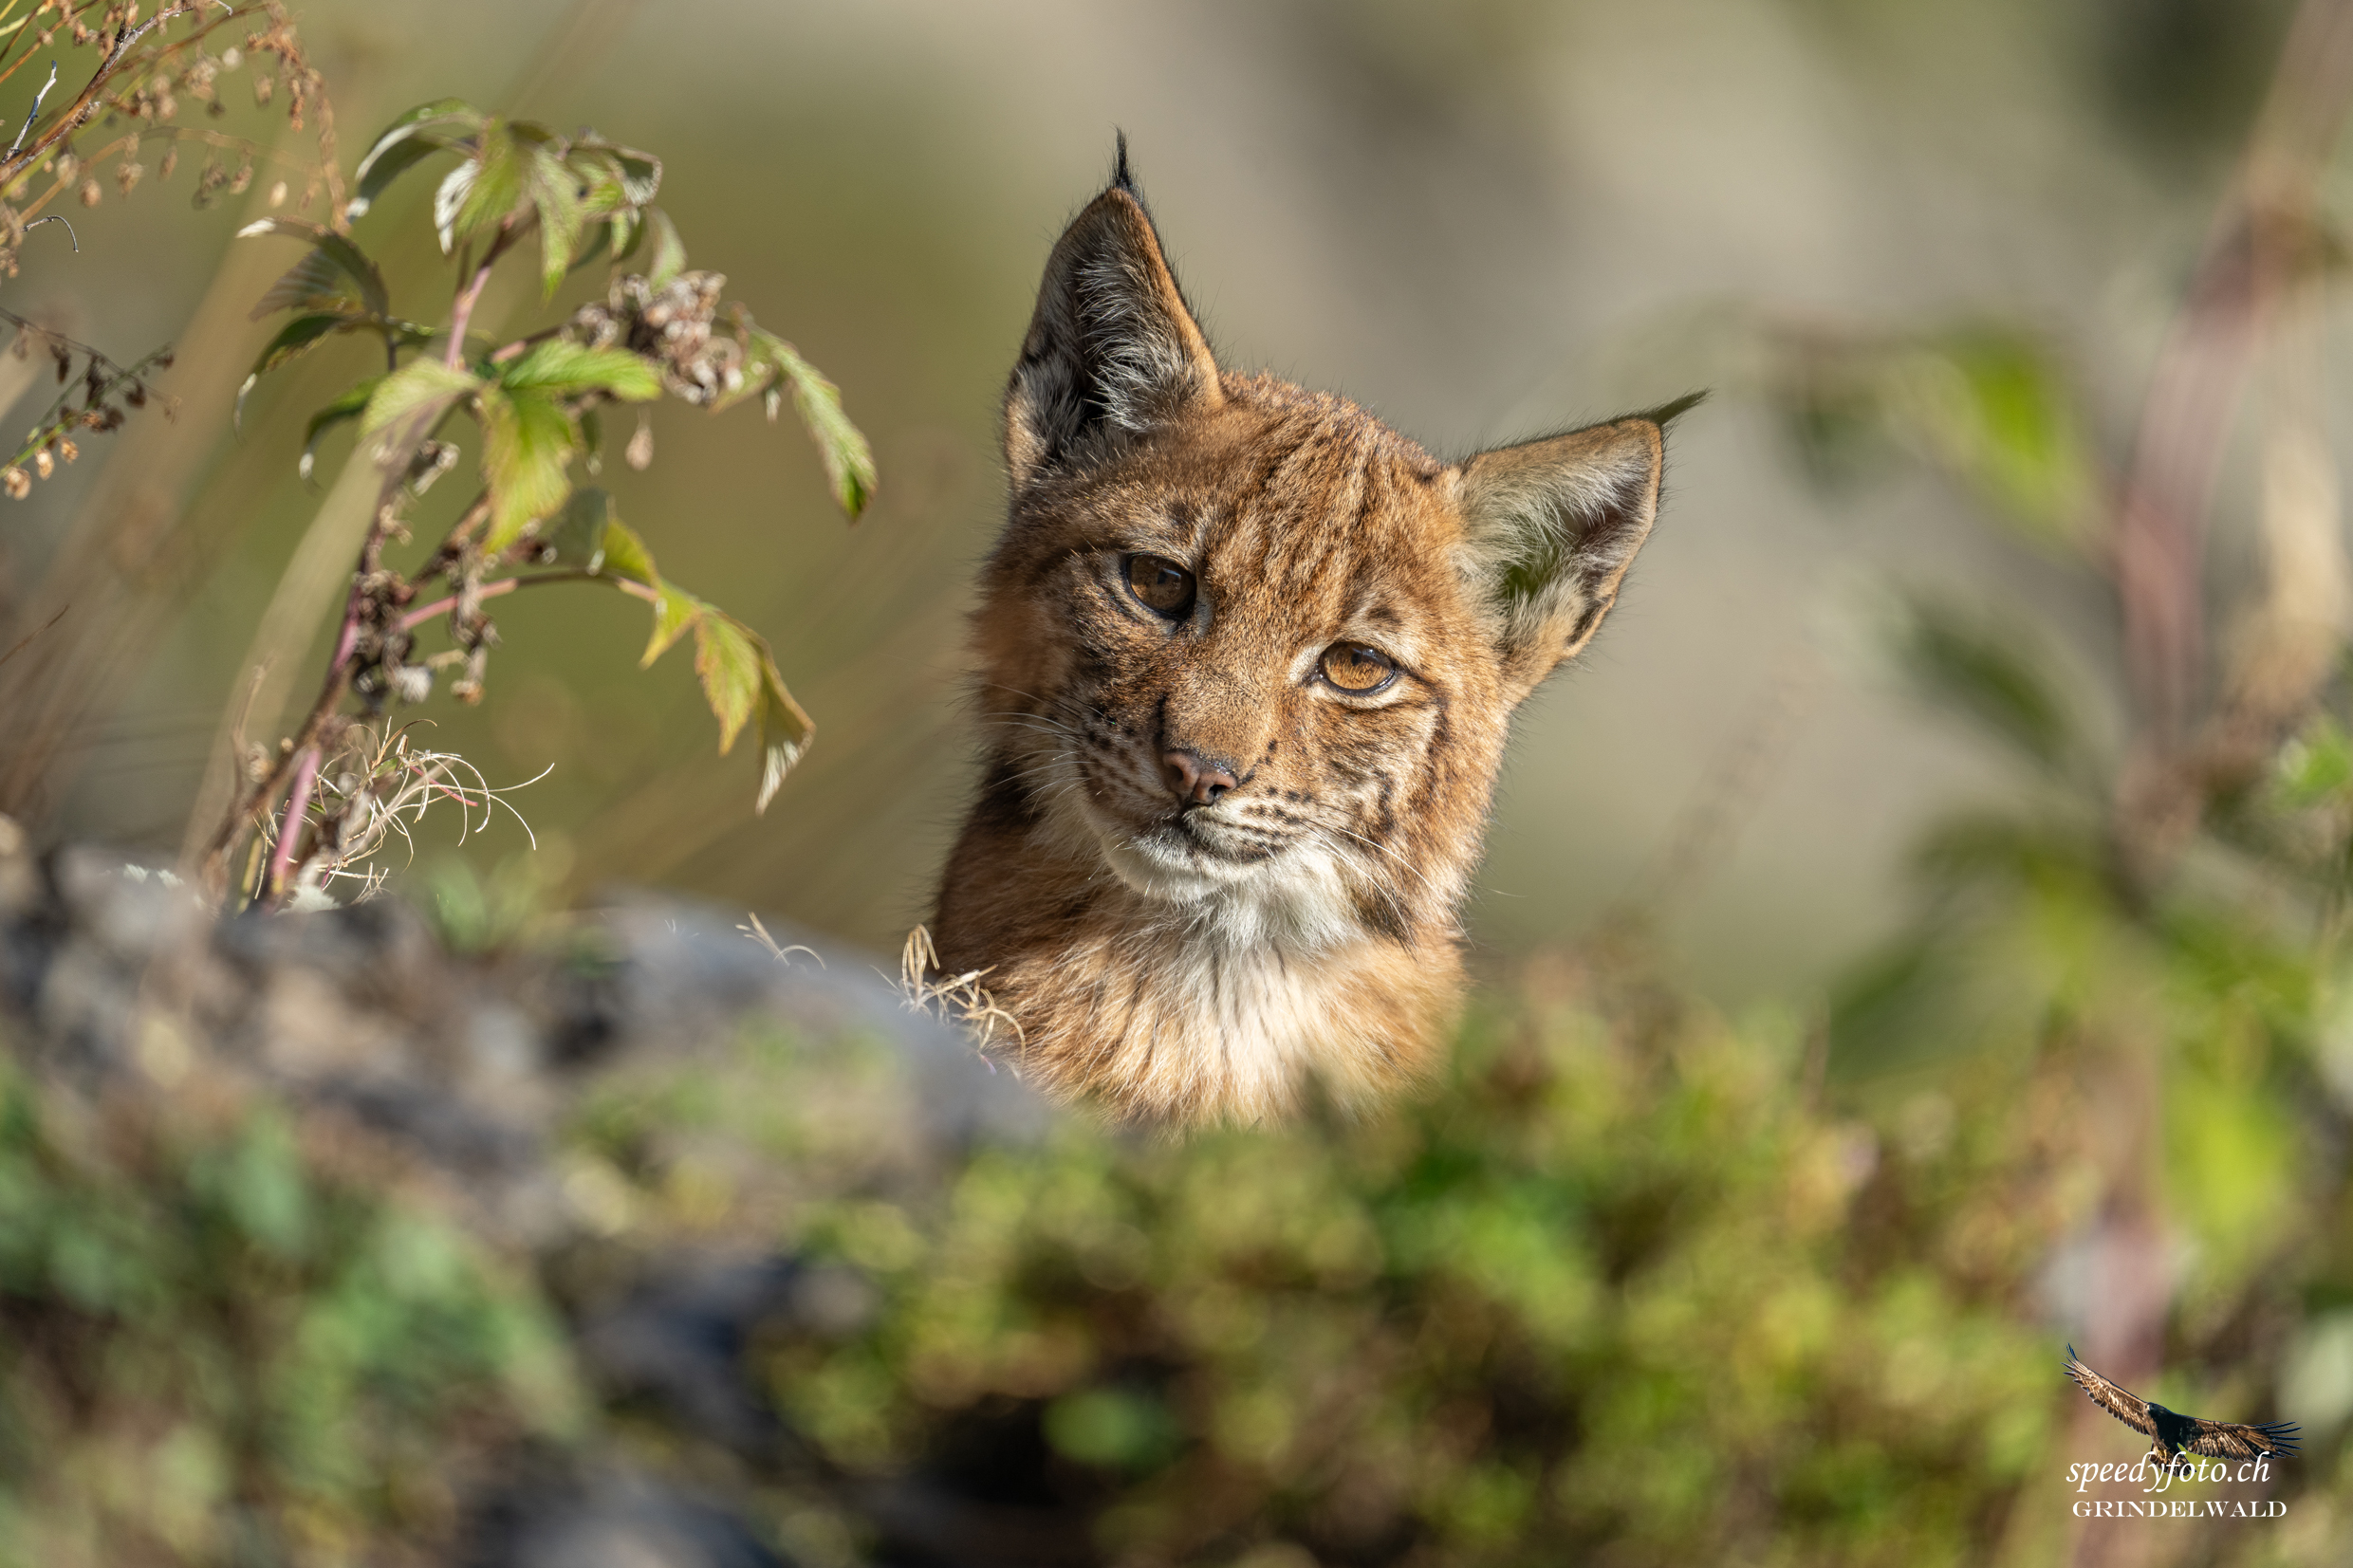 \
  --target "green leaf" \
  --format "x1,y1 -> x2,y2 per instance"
347,98 -> 484,220
541,486 -> 612,569
442,120 -> 531,256
240,219 -> 392,321
1883,329 -> 2098,554
1888,596 -> 2076,775
644,207 -> 686,290
605,145 -> 661,207
299,377 -> 380,483
693,611 -> 764,754
498,341 -> 661,401
566,219 -> 611,277
597,517 -> 660,588
433,159 -> 476,255
525,144 -> 586,299
754,650 -> 813,812
642,587 -> 699,667
478,384 -> 579,552
2279,716 -> 2353,809
763,331 -> 875,520
568,142 -> 660,218
609,208 -> 644,263
236,312 -> 361,427
361,359 -> 480,437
